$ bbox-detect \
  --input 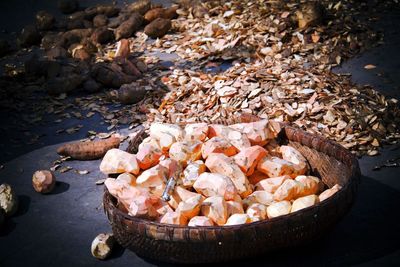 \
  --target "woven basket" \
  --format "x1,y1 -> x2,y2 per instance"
103,118 -> 360,263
